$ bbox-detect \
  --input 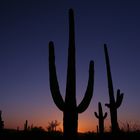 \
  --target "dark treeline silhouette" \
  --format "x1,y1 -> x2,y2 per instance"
49,9 -> 94,140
